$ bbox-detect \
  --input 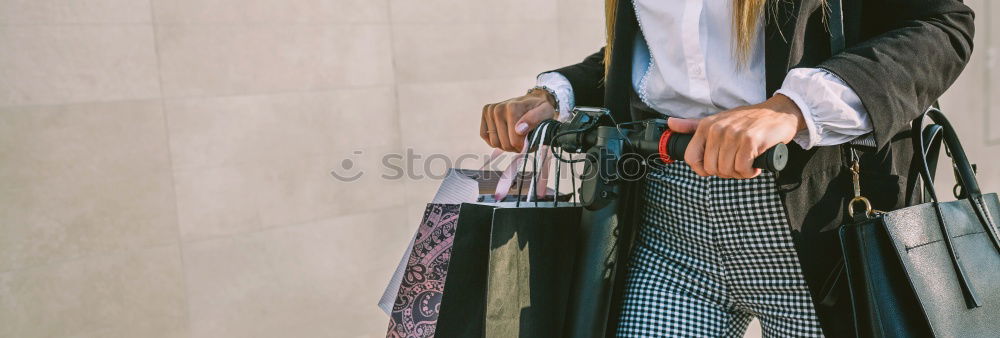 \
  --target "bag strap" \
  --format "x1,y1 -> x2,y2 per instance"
828,0 -> 873,218
509,121 -> 559,206
829,0 -> 856,177
912,108 -> 1000,246
911,109 -> 983,201
828,0 -> 846,54
522,122 -> 556,206
920,124 -> 944,182
826,3 -> 863,334
493,149 -> 525,201
920,123 -> 944,201
910,108 -> 999,309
